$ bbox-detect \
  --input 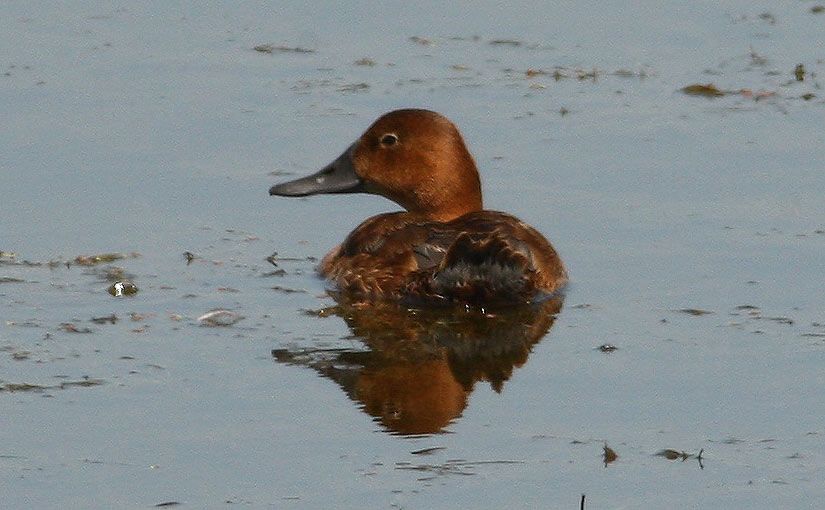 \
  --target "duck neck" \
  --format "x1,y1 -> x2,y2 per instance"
416,179 -> 484,222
